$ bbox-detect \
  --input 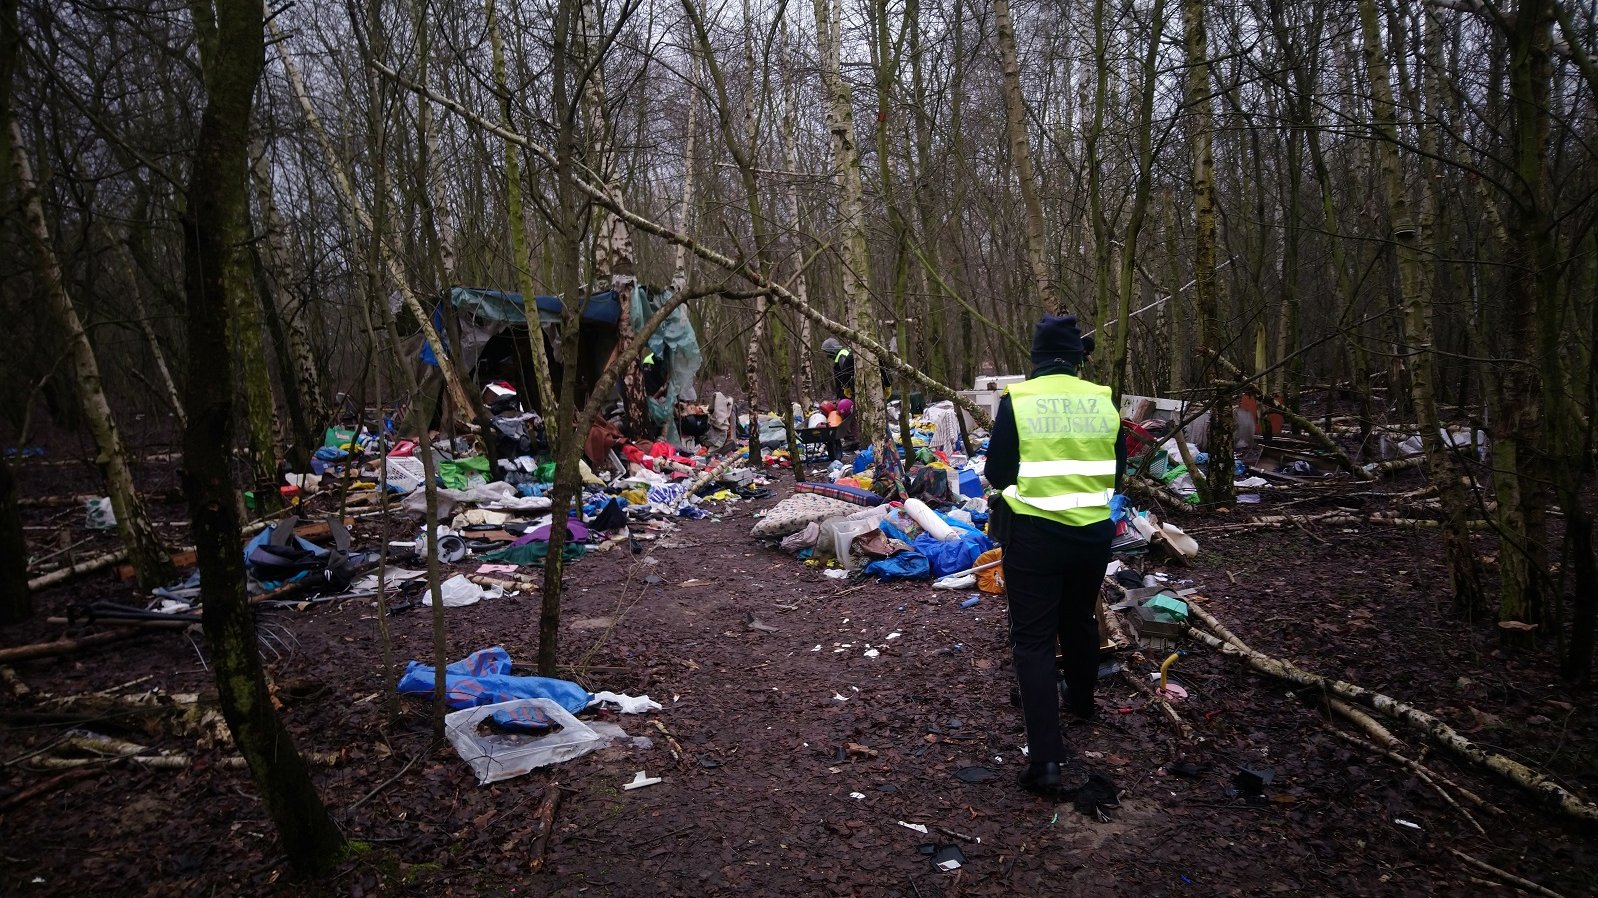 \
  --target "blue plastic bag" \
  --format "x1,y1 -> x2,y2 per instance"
864,550 -> 930,580
397,646 -> 593,716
